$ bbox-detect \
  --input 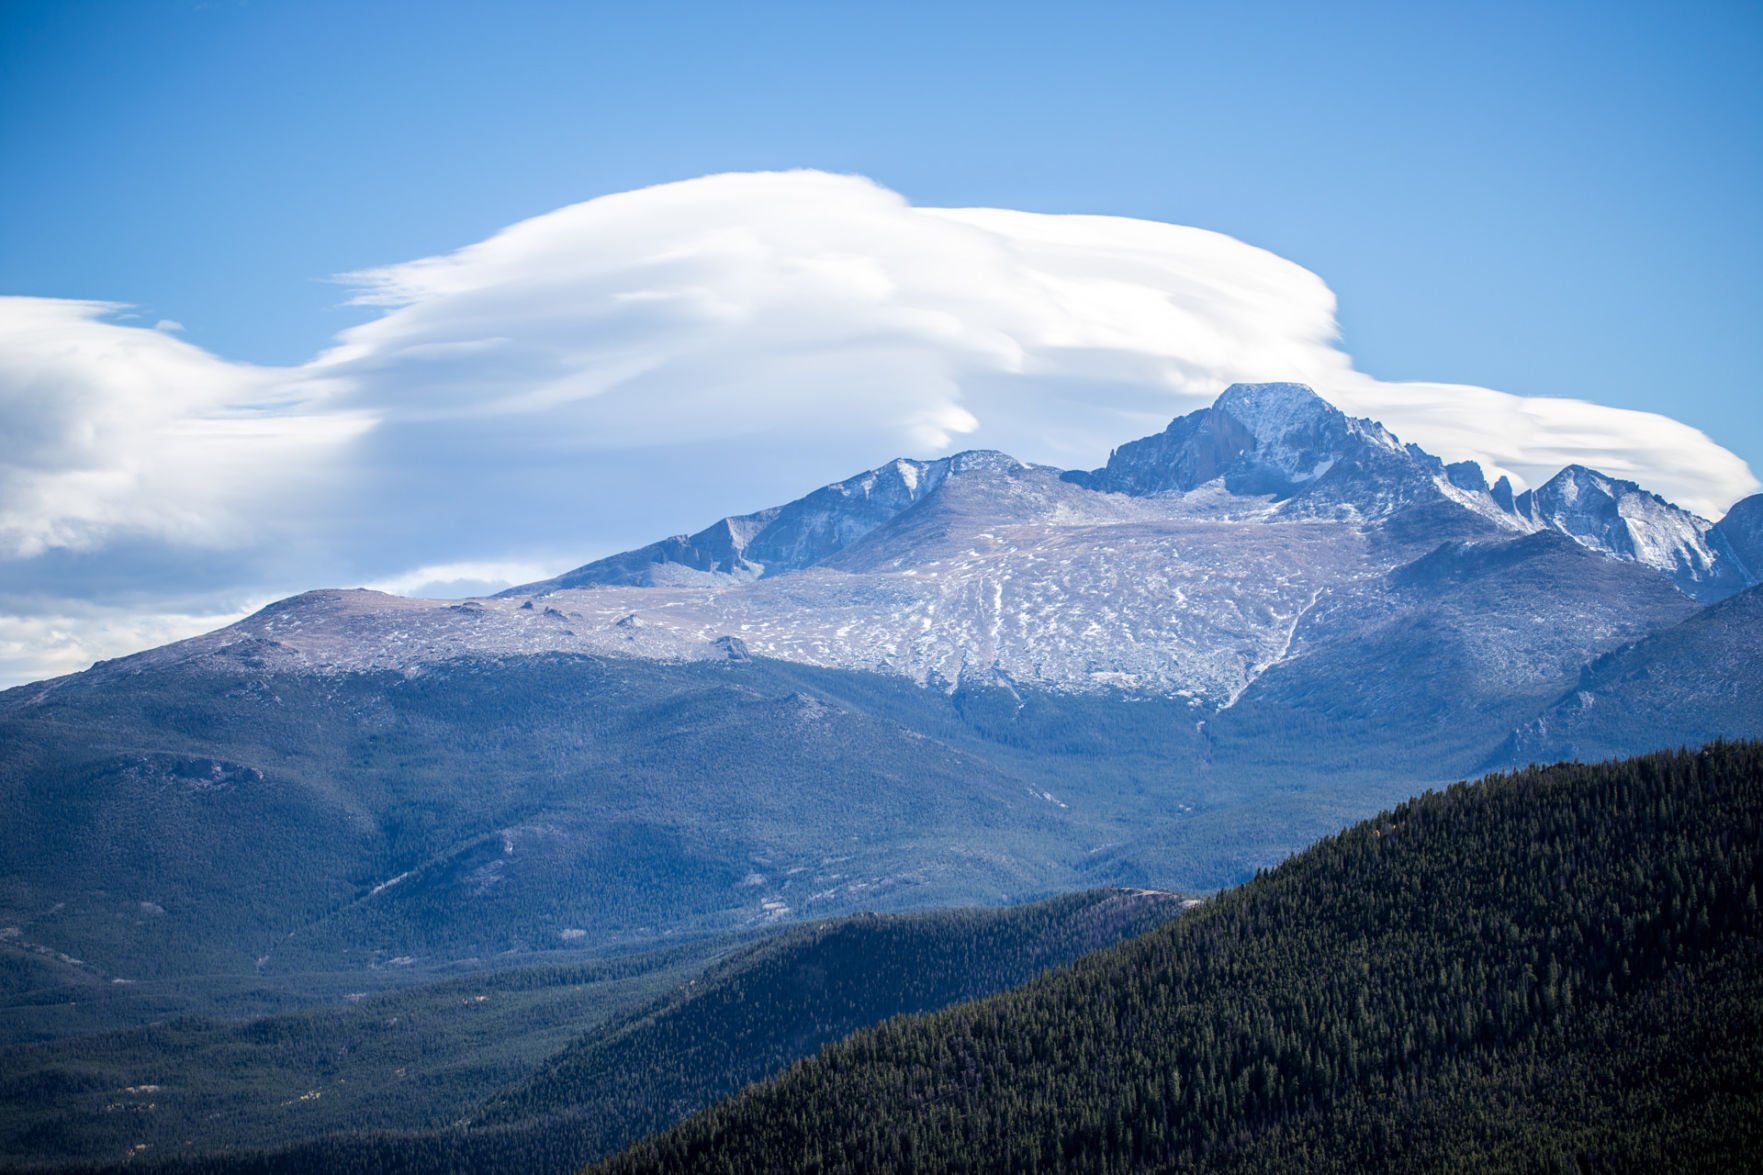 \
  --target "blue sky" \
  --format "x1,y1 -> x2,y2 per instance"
5,0 -> 1760,443
1,0 -> 1760,684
